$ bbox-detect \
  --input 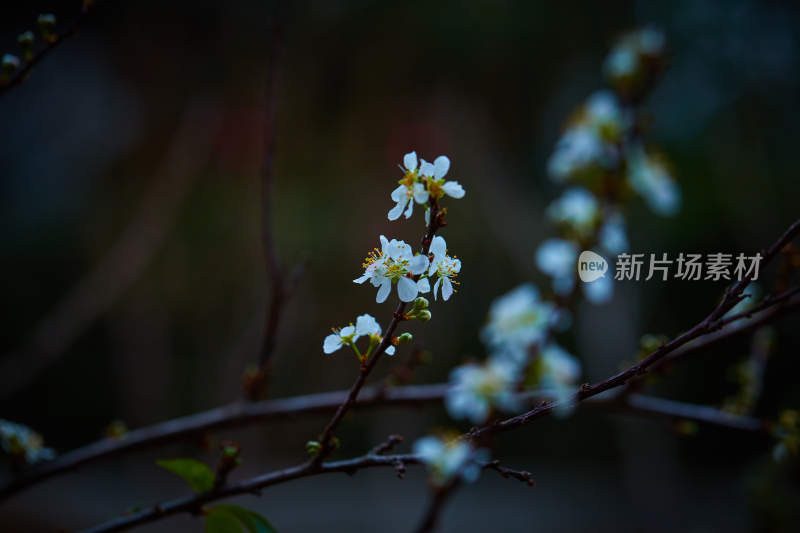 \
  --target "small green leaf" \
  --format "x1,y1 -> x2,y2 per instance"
210,505 -> 278,533
156,458 -> 214,493
205,507 -> 243,533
